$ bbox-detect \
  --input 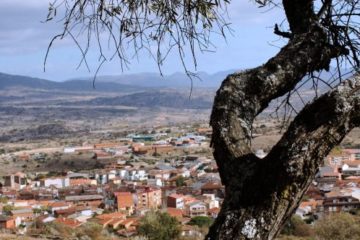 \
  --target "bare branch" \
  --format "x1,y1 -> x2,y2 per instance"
44,0 -> 232,77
